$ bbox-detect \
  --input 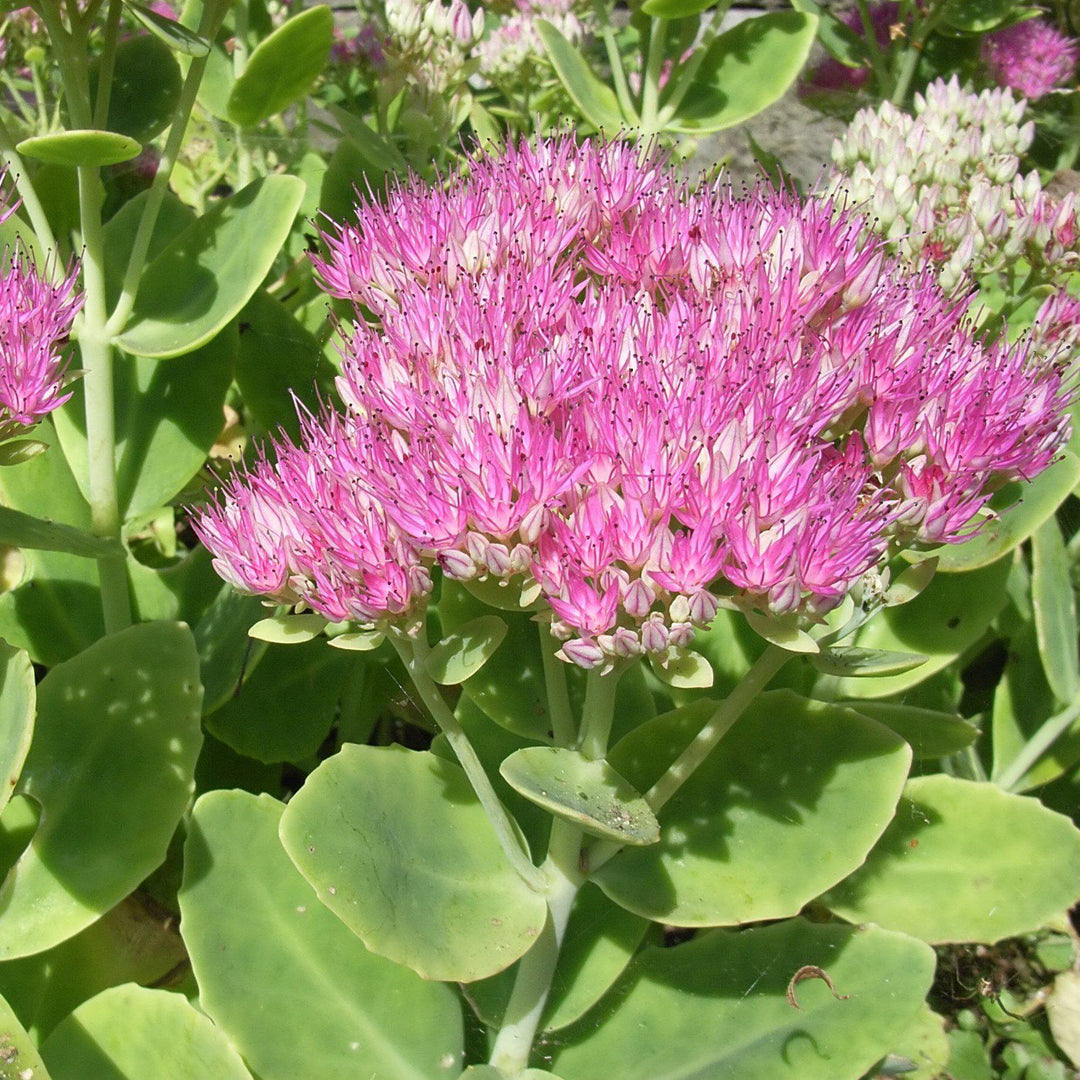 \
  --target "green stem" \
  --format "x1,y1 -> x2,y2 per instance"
103,0 -> 228,337
233,0 -> 252,189
46,0 -> 132,632
639,17 -> 668,134
488,819 -> 584,1077
855,0 -> 889,90
0,111 -> 59,256
92,0 -> 123,129
577,664 -> 622,761
585,645 -> 789,877
388,628 -> 546,893
889,0 -> 945,106
601,25 -> 637,123
995,700 -> 1080,792
538,622 -> 576,747
489,653 -> 621,1076
0,68 -> 37,129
